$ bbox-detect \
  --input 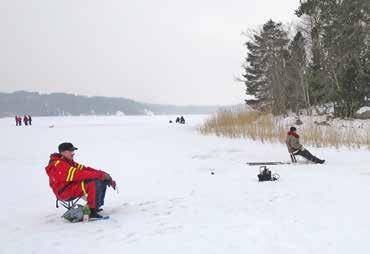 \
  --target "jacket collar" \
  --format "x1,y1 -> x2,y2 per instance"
287,131 -> 300,139
49,153 -> 75,165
